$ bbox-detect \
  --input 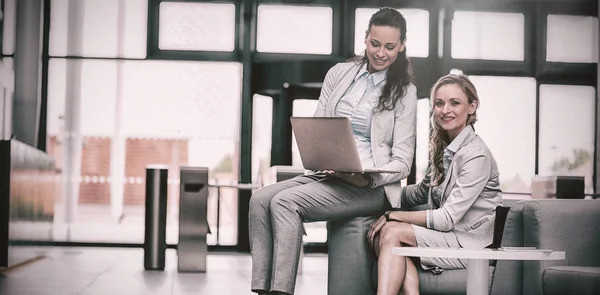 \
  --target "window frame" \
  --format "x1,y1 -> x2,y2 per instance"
146,0 -> 242,61
441,1 -> 534,77
537,2 -> 598,84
